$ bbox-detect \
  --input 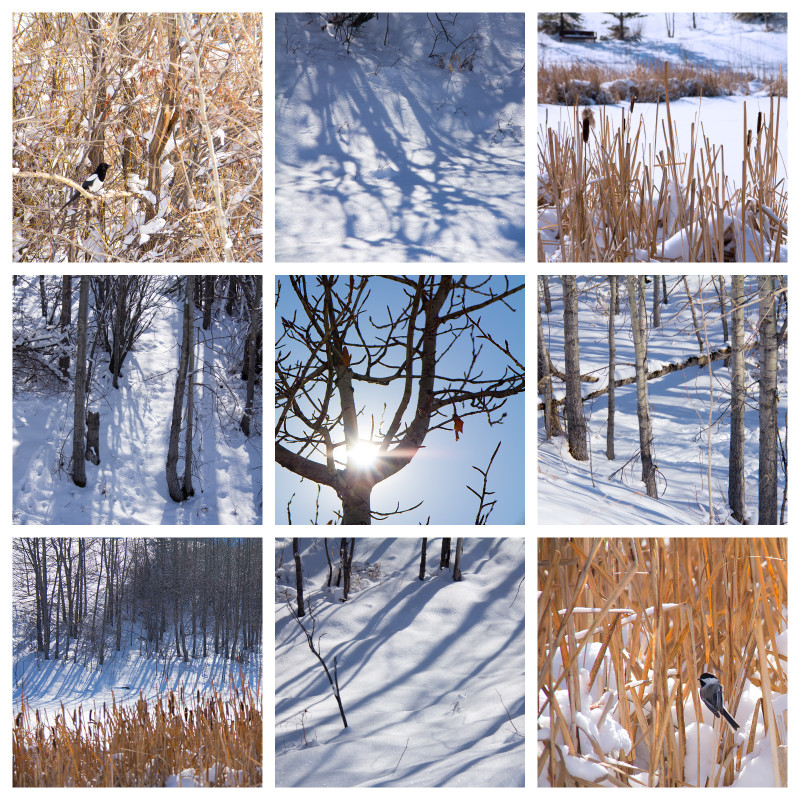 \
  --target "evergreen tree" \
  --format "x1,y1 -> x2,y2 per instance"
606,12 -> 645,41
538,13 -> 583,35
